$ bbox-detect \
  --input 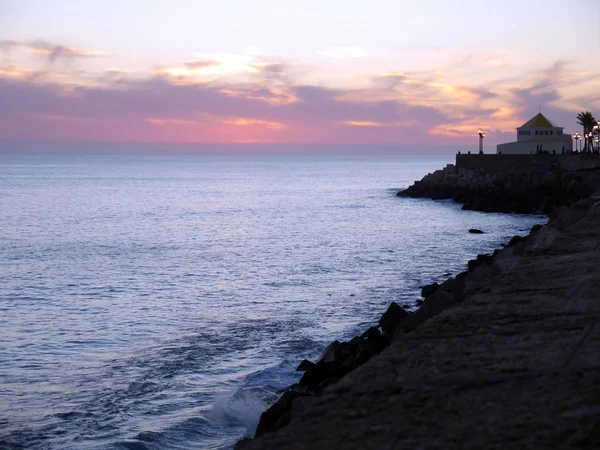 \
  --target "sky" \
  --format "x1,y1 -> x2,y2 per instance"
1,0 -> 599,149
